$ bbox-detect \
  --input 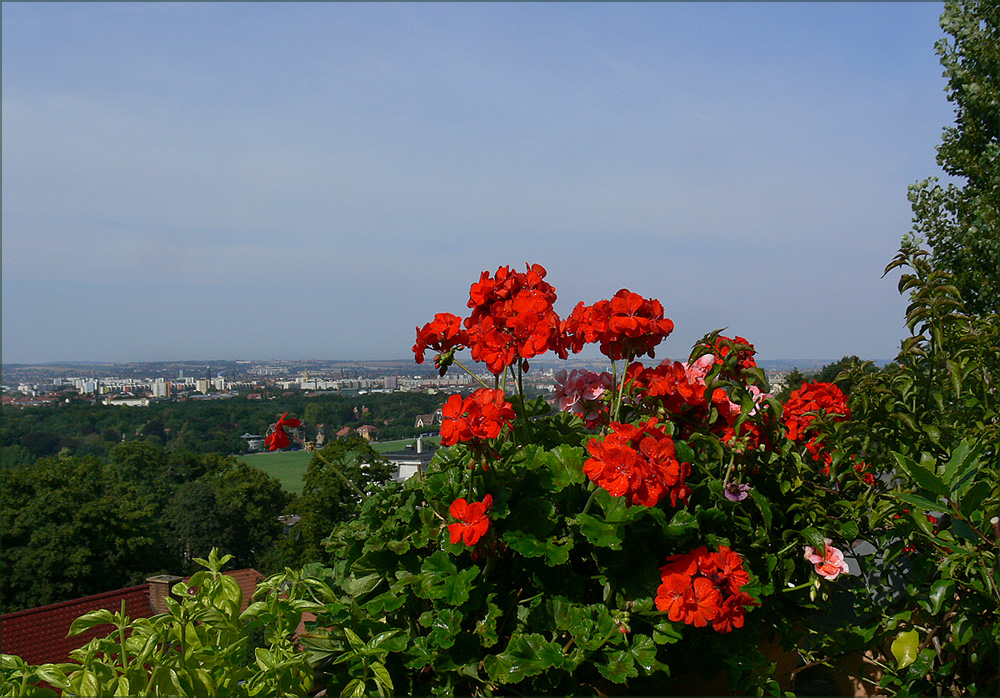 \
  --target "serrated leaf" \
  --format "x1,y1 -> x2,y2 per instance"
544,536 -> 573,566
483,633 -> 566,684
502,530 -> 548,558
535,445 -> 587,491
893,452 -> 949,498
574,513 -> 623,550
628,634 -> 659,673
598,649 -> 637,683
